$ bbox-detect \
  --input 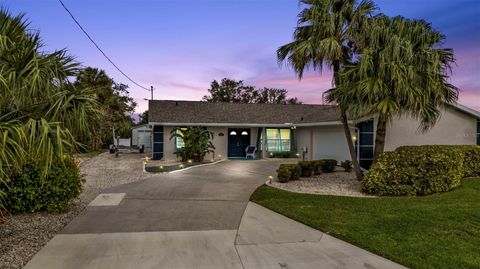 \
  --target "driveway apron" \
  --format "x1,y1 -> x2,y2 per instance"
24,160 -> 407,269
